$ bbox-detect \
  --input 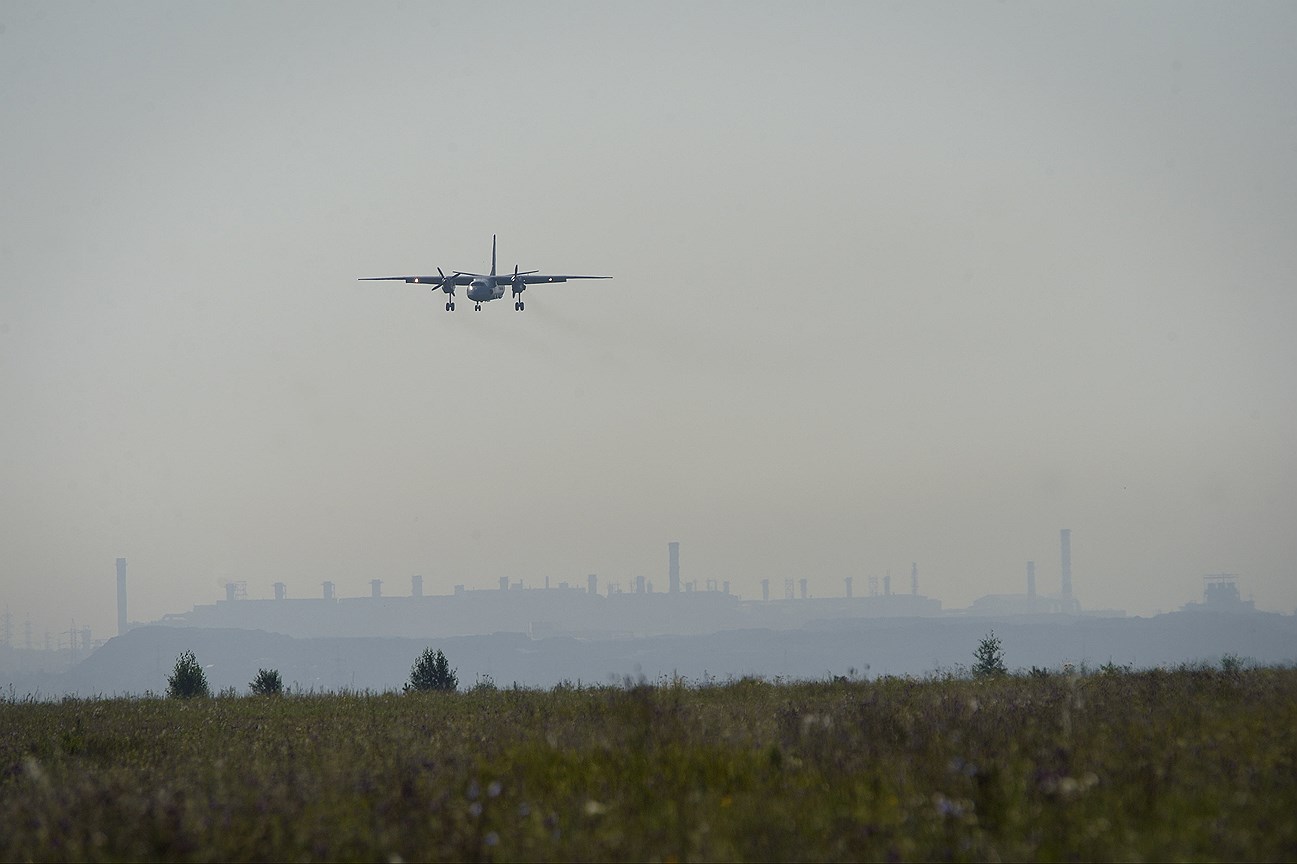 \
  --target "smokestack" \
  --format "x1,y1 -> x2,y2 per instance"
273,582 -> 286,601
911,562 -> 918,596
845,576 -> 853,599
412,574 -> 423,597
115,558 -> 127,637
370,579 -> 382,598
761,579 -> 769,601
588,573 -> 597,596
1026,561 -> 1036,599
668,541 -> 680,594
323,581 -> 335,600
1060,529 -> 1072,598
